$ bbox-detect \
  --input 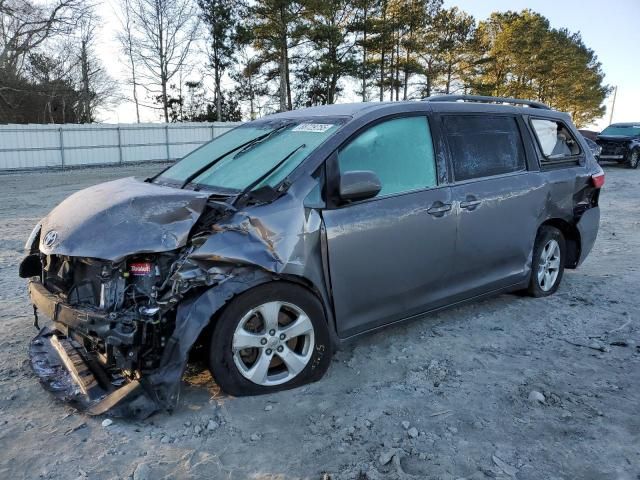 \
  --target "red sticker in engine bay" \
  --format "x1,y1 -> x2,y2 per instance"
129,262 -> 152,276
